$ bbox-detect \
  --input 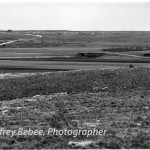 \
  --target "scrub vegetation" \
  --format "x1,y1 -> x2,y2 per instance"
0,67 -> 150,148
